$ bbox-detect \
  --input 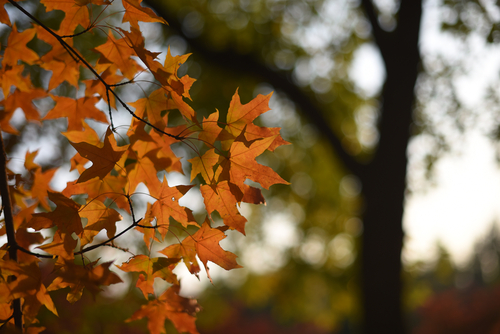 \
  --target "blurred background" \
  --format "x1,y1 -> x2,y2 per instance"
5,0 -> 500,333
